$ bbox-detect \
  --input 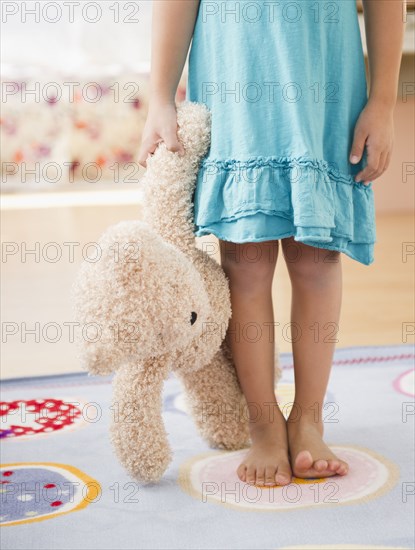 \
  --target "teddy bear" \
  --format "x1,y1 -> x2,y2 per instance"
71,100 -> 282,483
